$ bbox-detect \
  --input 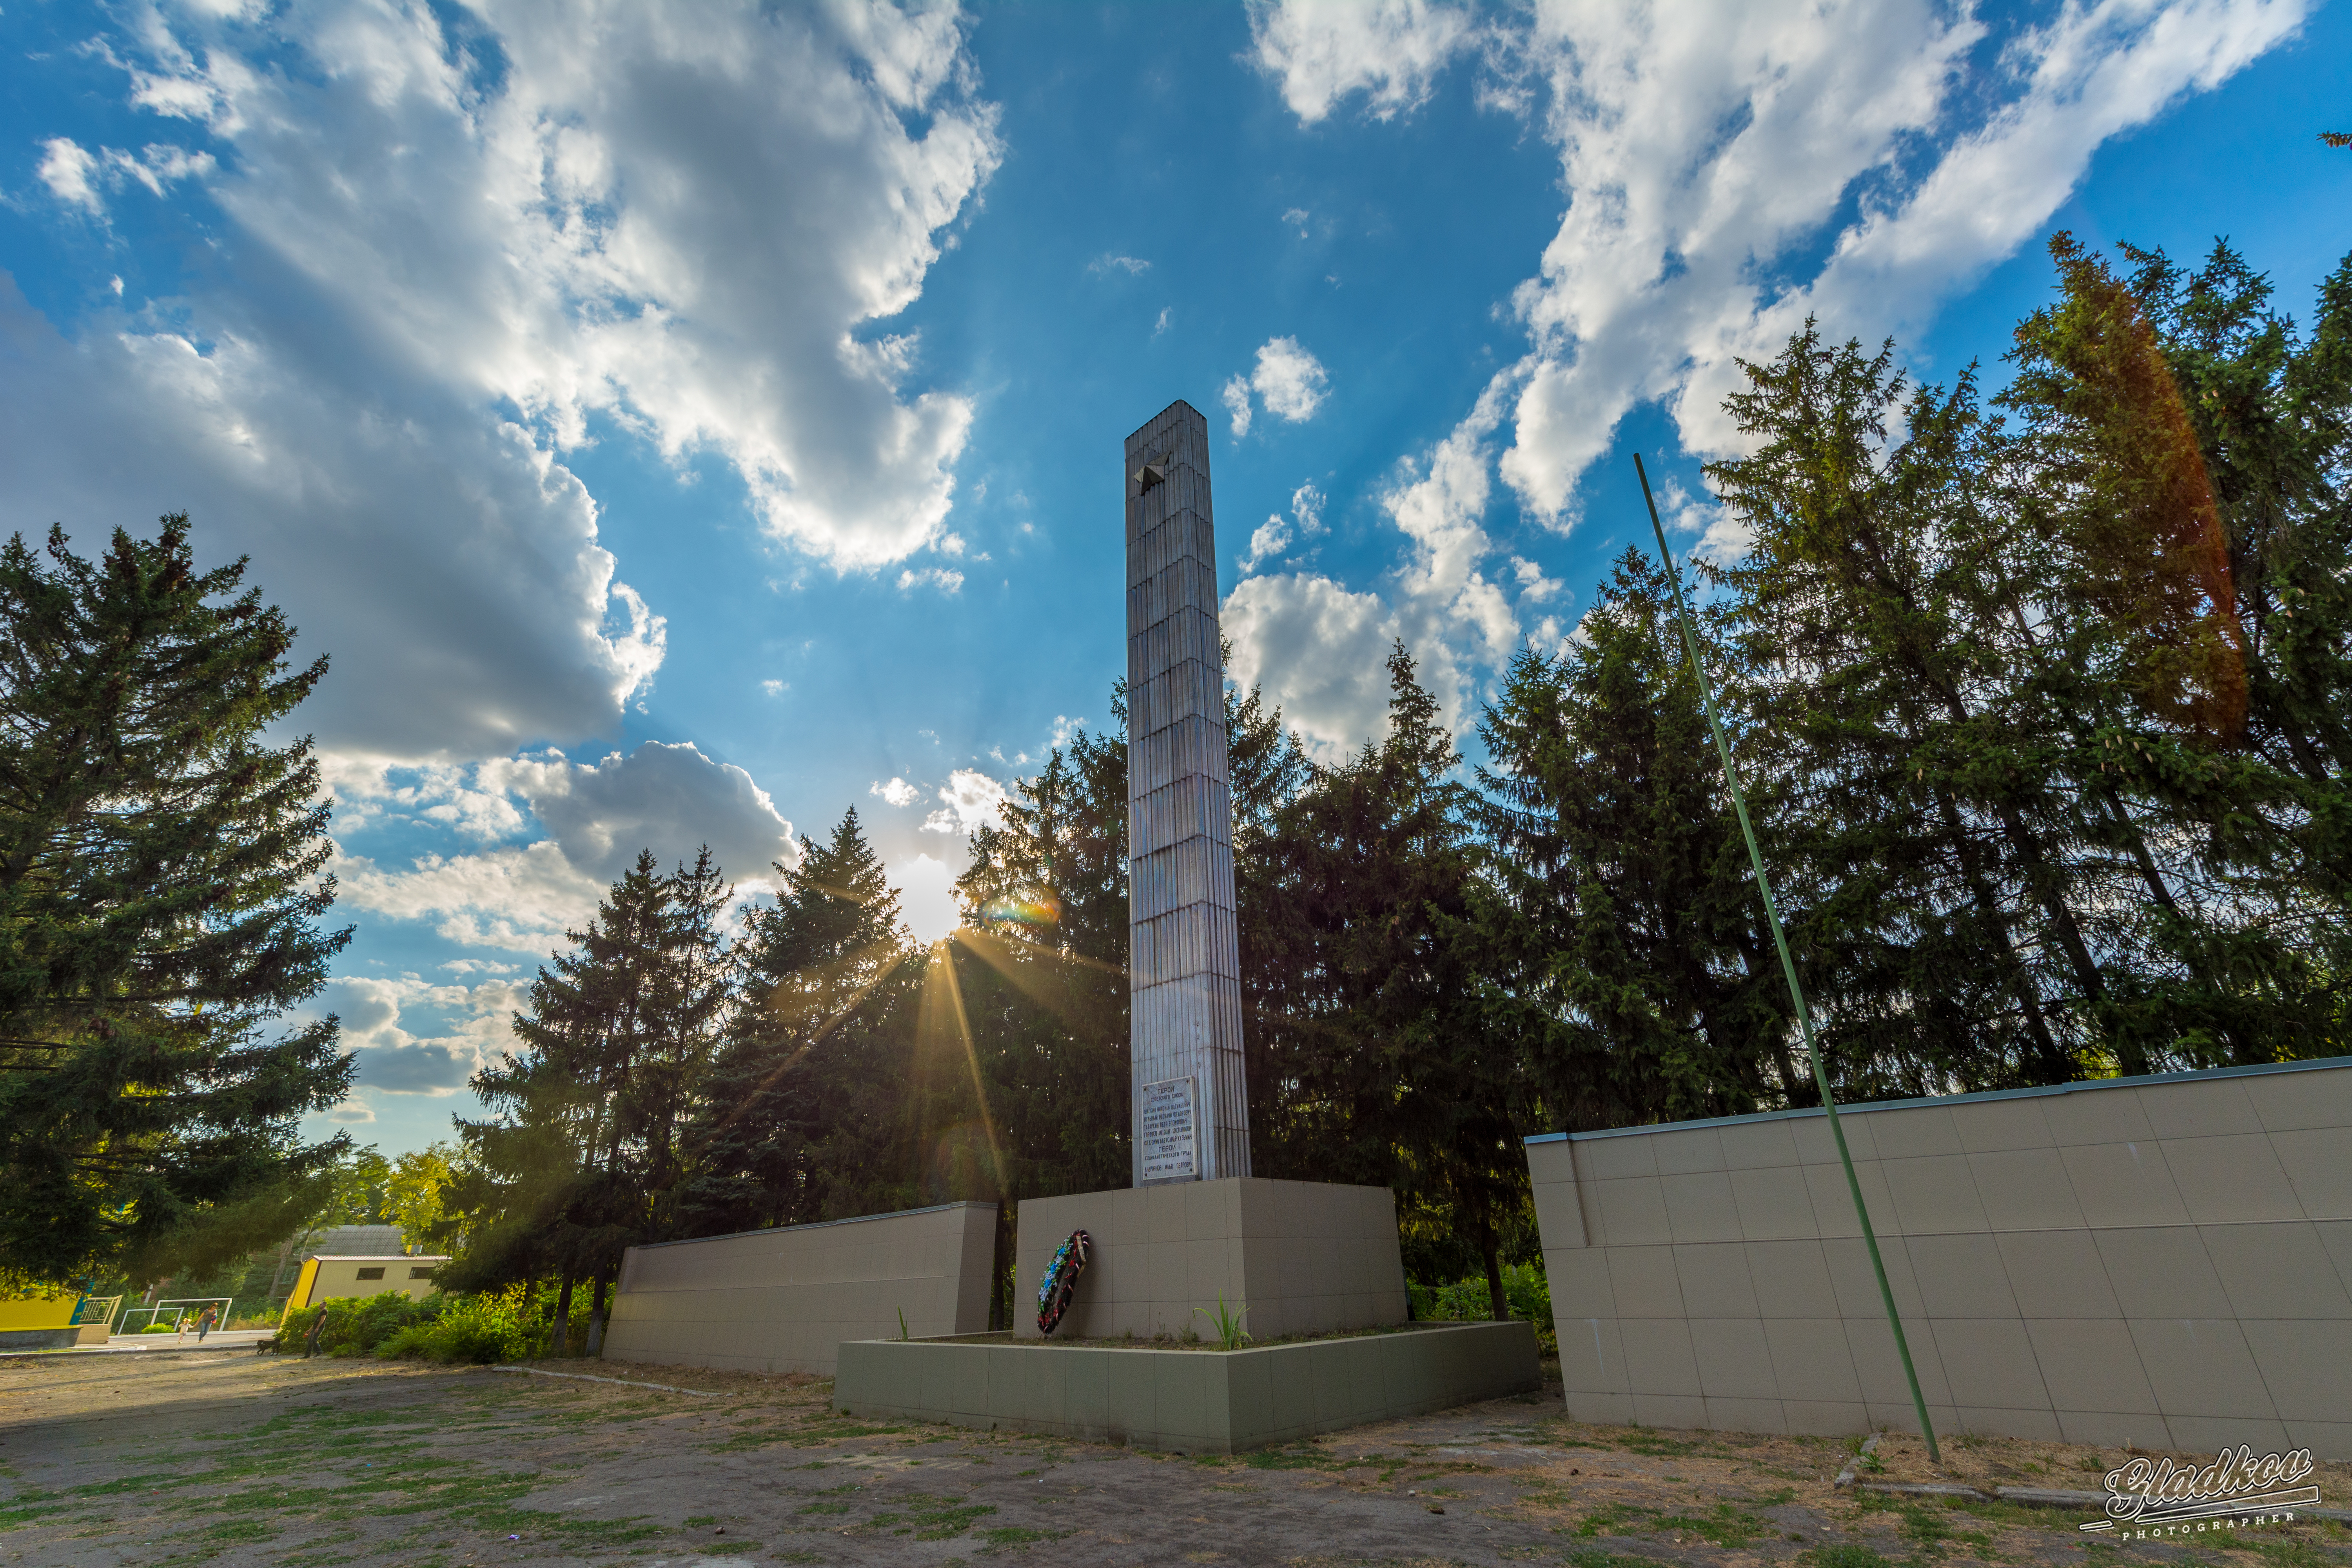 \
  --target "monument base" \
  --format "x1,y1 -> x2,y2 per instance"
1015,1178 -> 1407,1342
834,1322 -> 1542,1454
